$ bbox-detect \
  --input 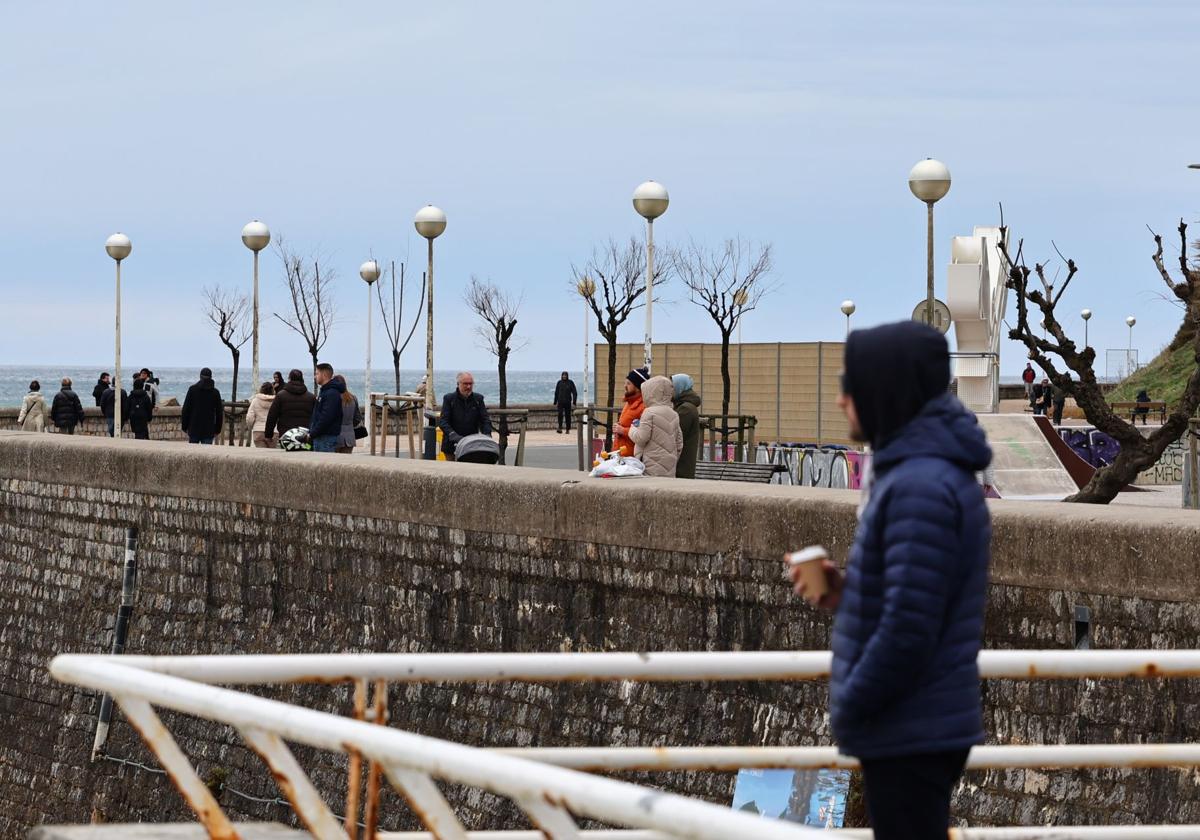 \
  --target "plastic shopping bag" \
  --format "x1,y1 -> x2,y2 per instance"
589,452 -> 646,478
